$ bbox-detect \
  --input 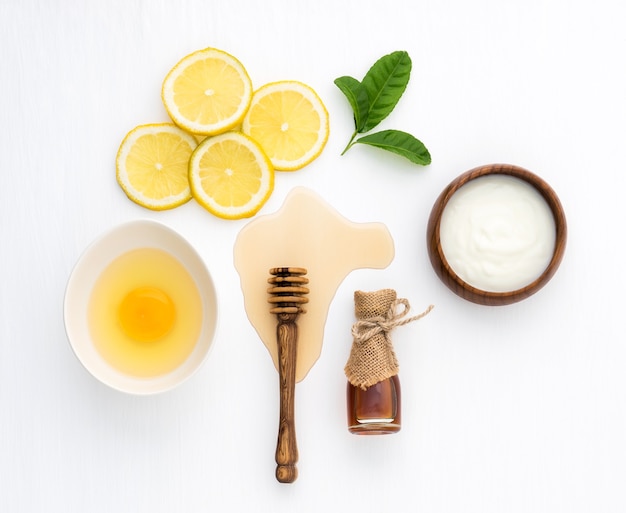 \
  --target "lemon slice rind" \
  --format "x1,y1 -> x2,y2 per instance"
116,123 -> 197,211
189,131 -> 274,220
242,80 -> 329,171
162,48 -> 253,136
